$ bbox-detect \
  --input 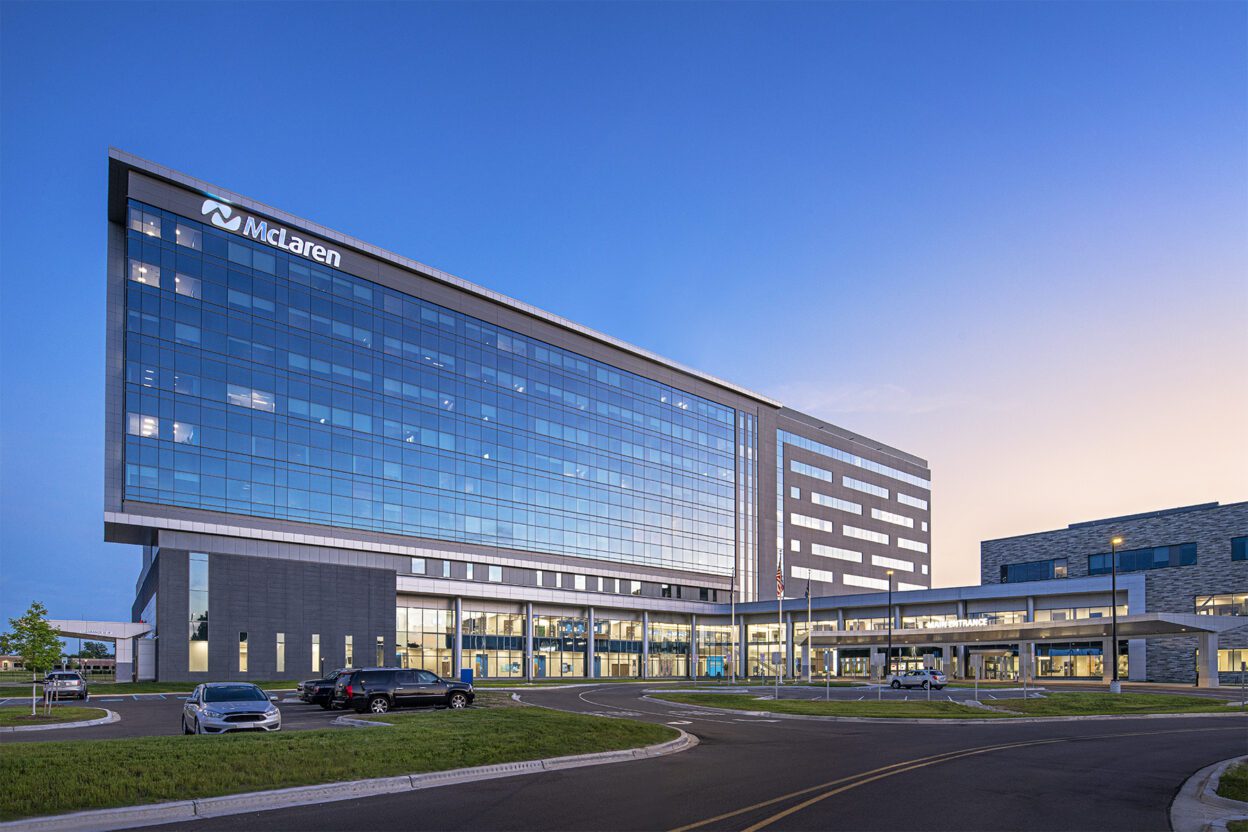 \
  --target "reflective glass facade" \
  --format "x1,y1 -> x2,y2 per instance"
122,200 -> 736,575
